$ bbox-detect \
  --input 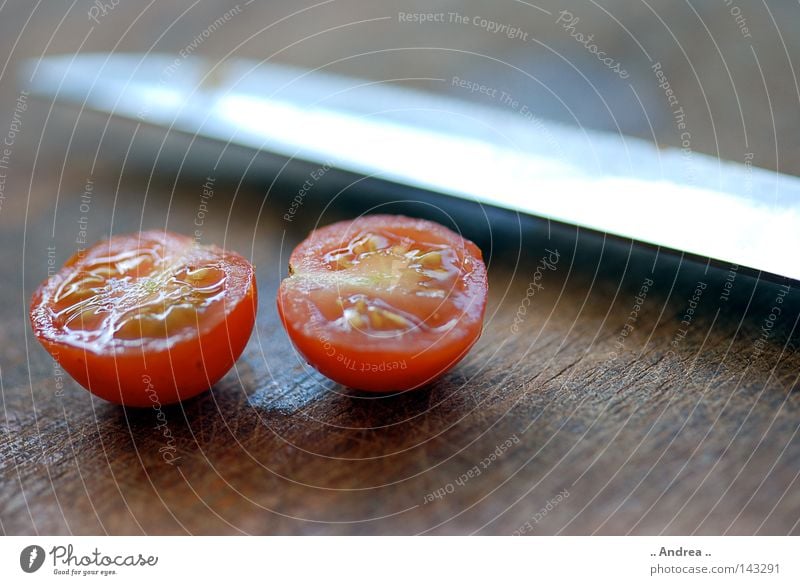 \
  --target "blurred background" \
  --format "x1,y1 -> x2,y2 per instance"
1,0 -> 798,173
